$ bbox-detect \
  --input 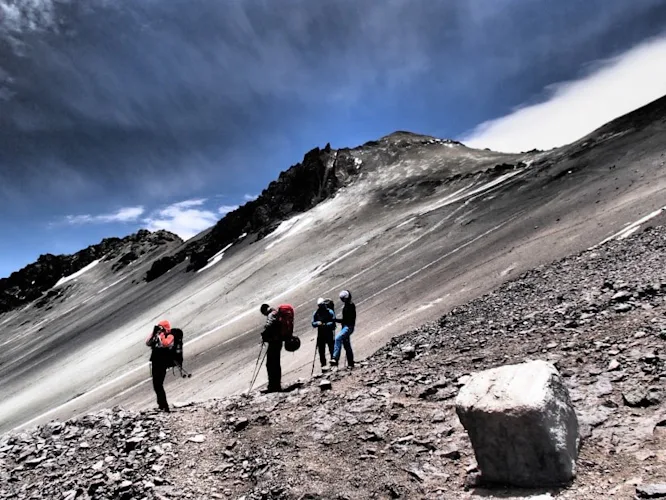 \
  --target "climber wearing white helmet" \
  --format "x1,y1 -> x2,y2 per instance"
311,297 -> 336,369
330,289 -> 356,368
